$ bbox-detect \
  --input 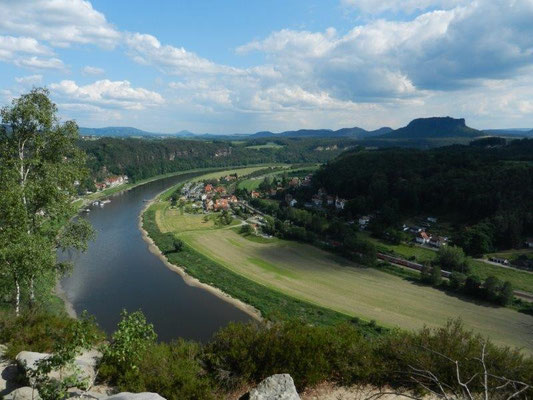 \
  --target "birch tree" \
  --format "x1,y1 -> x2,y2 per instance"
0,88 -> 93,314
